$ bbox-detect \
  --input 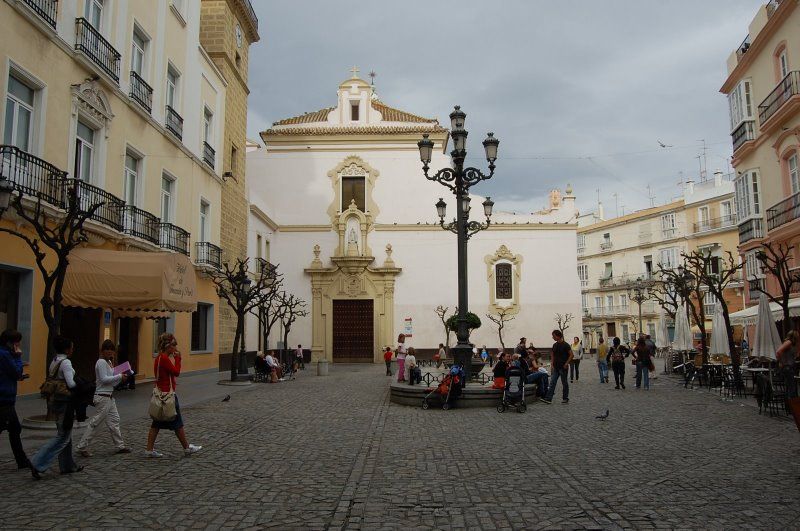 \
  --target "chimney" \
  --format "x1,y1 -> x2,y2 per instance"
686,180 -> 695,195
714,169 -> 723,186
